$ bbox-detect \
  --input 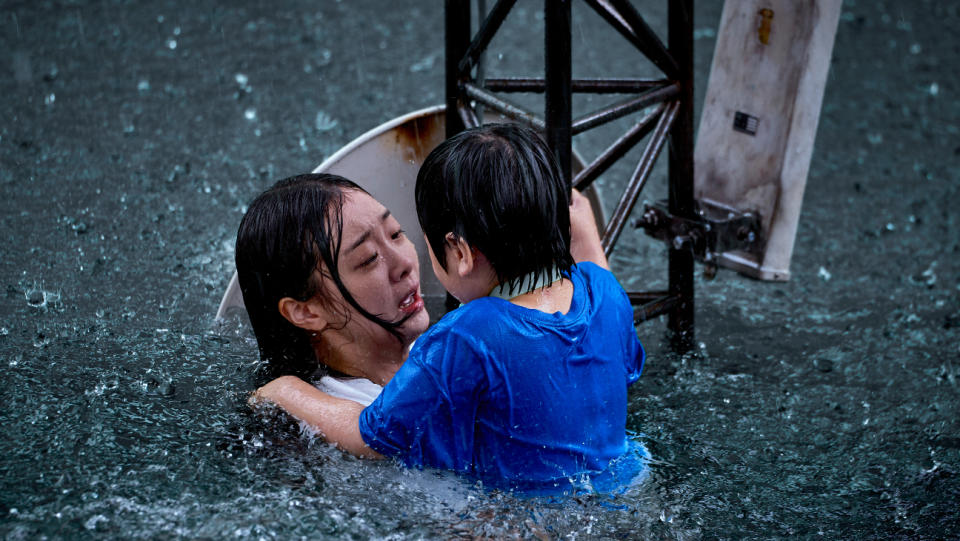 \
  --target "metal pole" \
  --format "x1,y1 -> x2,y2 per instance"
445,0 -> 471,312
485,77 -> 671,94
667,0 -> 695,351
446,0 -> 471,138
544,0 -> 572,189
571,82 -> 679,134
